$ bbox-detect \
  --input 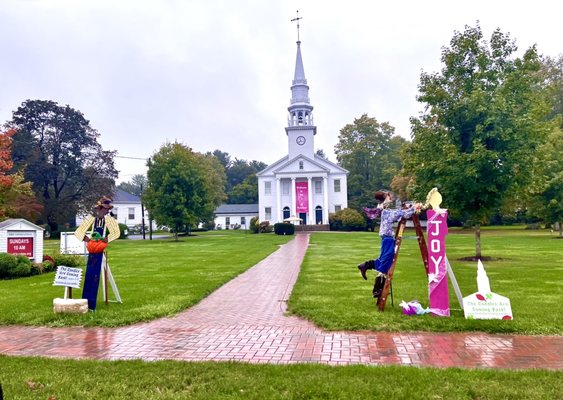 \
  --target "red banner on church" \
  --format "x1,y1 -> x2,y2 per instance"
295,182 -> 309,213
